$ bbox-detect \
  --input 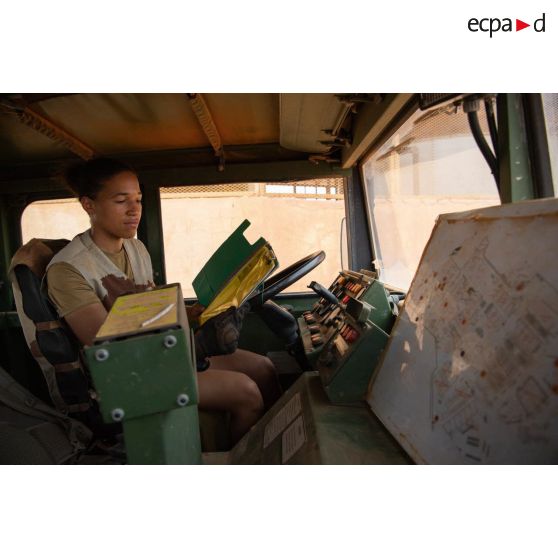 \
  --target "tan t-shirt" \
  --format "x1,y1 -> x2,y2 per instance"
47,248 -> 133,317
